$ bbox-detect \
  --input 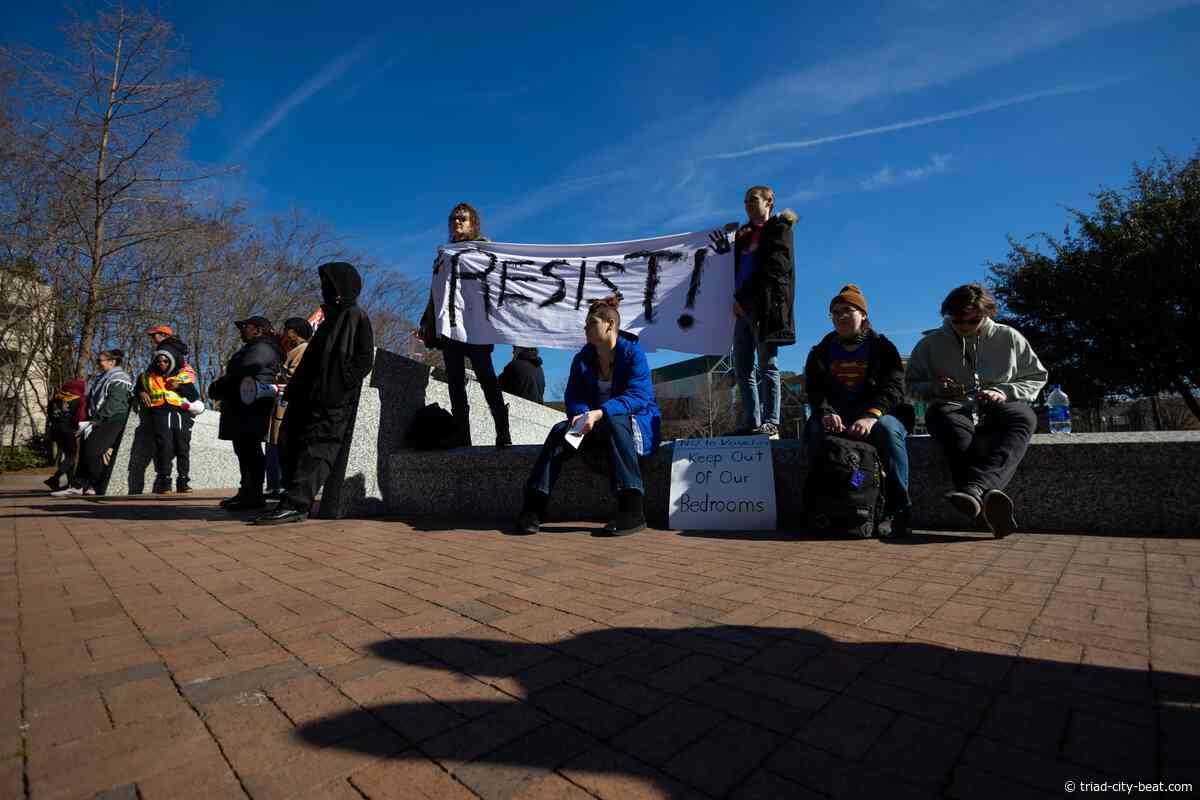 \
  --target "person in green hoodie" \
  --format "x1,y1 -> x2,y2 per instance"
905,284 -> 1048,537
